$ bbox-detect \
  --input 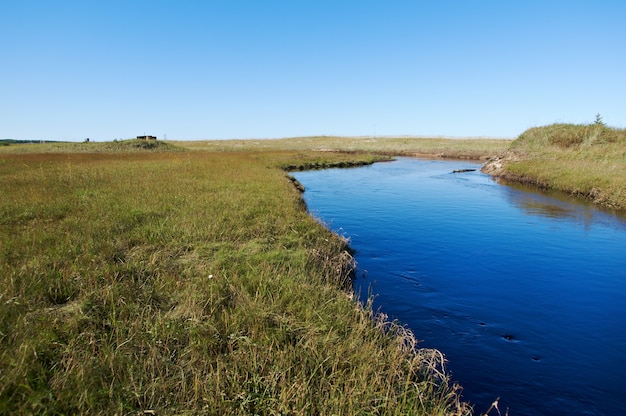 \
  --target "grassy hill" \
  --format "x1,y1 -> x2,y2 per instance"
482,123 -> 626,211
